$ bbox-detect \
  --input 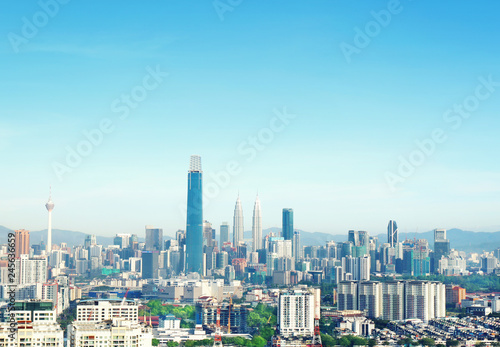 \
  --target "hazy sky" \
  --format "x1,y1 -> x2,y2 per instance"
1,1 -> 500,238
